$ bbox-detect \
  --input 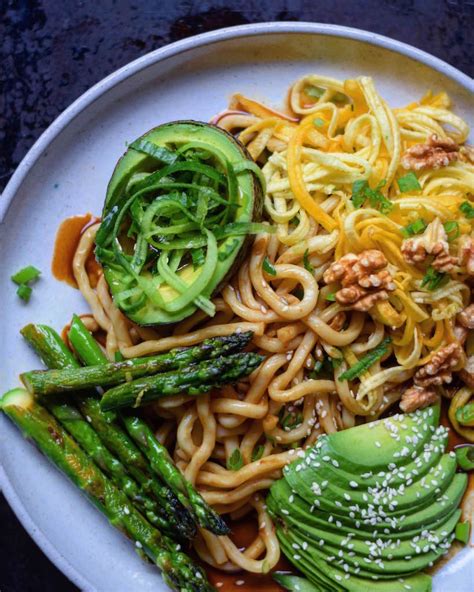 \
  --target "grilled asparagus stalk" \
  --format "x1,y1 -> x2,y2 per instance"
0,388 -> 212,592
100,352 -> 263,411
68,315 -> 231,536
21,325 -> 253,396
21,323 -> 196,541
